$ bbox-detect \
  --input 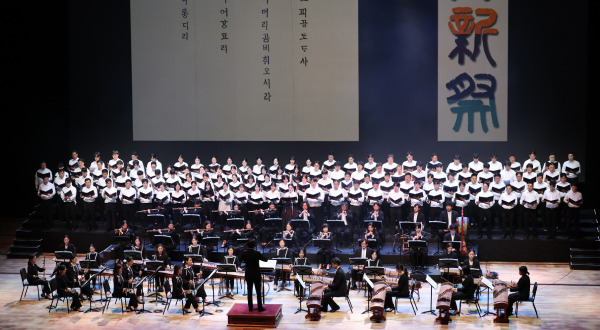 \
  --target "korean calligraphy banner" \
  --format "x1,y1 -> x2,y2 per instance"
438,0 -> 508,141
